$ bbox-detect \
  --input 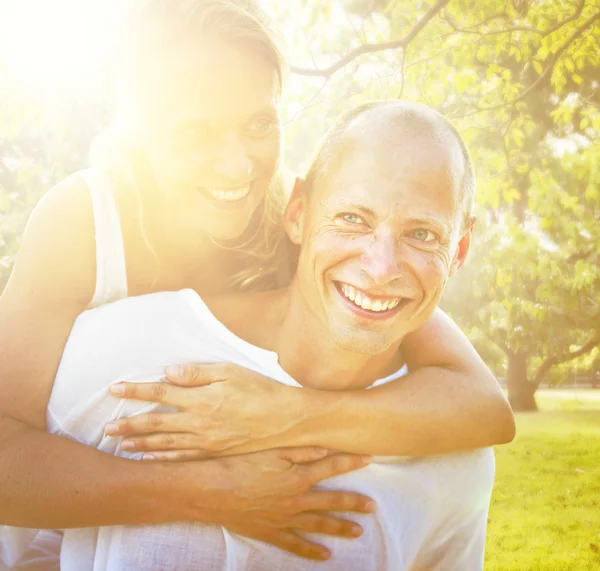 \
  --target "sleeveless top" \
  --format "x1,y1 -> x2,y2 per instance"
0,169 -> 128,570
81,168 -> 129,308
